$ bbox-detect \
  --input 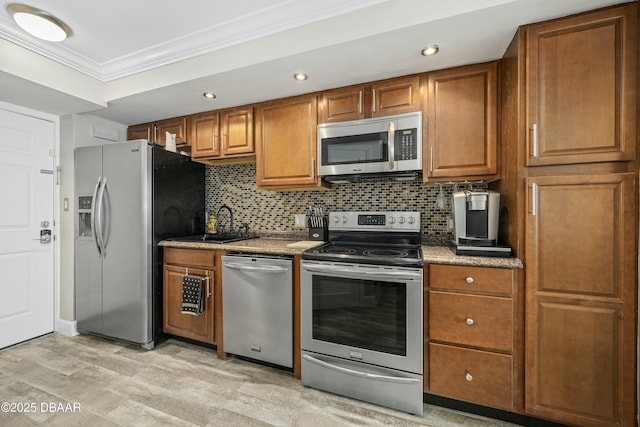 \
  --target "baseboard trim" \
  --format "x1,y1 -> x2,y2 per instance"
56,319 -> 78,337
